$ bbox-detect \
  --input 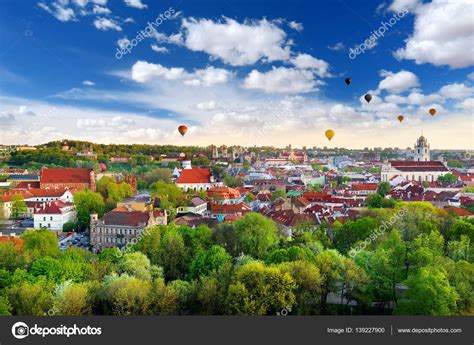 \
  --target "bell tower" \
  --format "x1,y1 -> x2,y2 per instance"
413,134 -> 430,162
